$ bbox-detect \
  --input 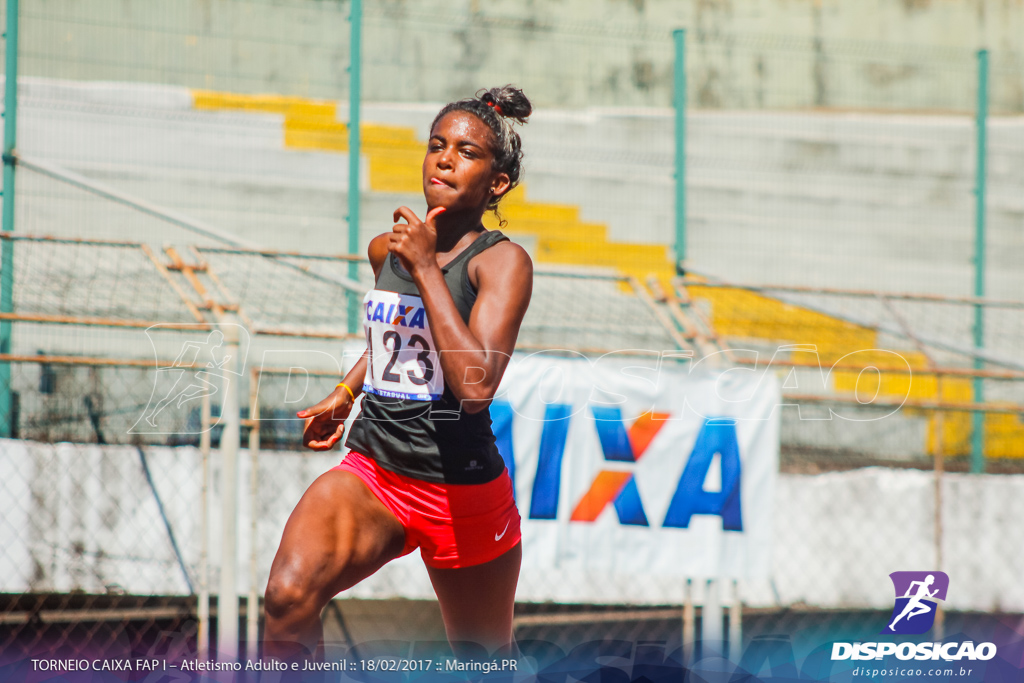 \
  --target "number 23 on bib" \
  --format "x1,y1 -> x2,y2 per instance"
363,290 -> 444,401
